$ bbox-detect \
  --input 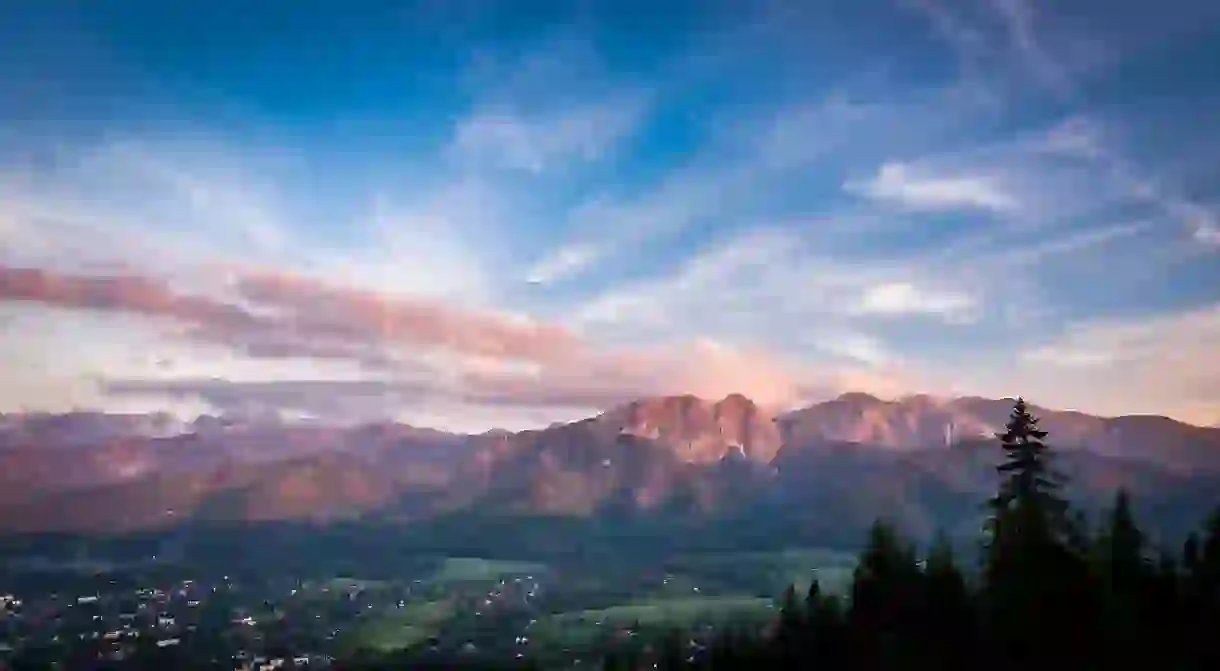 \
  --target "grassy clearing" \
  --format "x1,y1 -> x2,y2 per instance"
529,595 -> 774,648
344,598 -> 456,653
322,576 -> 391,592
668,547 -> 858,596
428,557 -> 549,583
556,595 -> 774,627
351,622 -> 436,652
